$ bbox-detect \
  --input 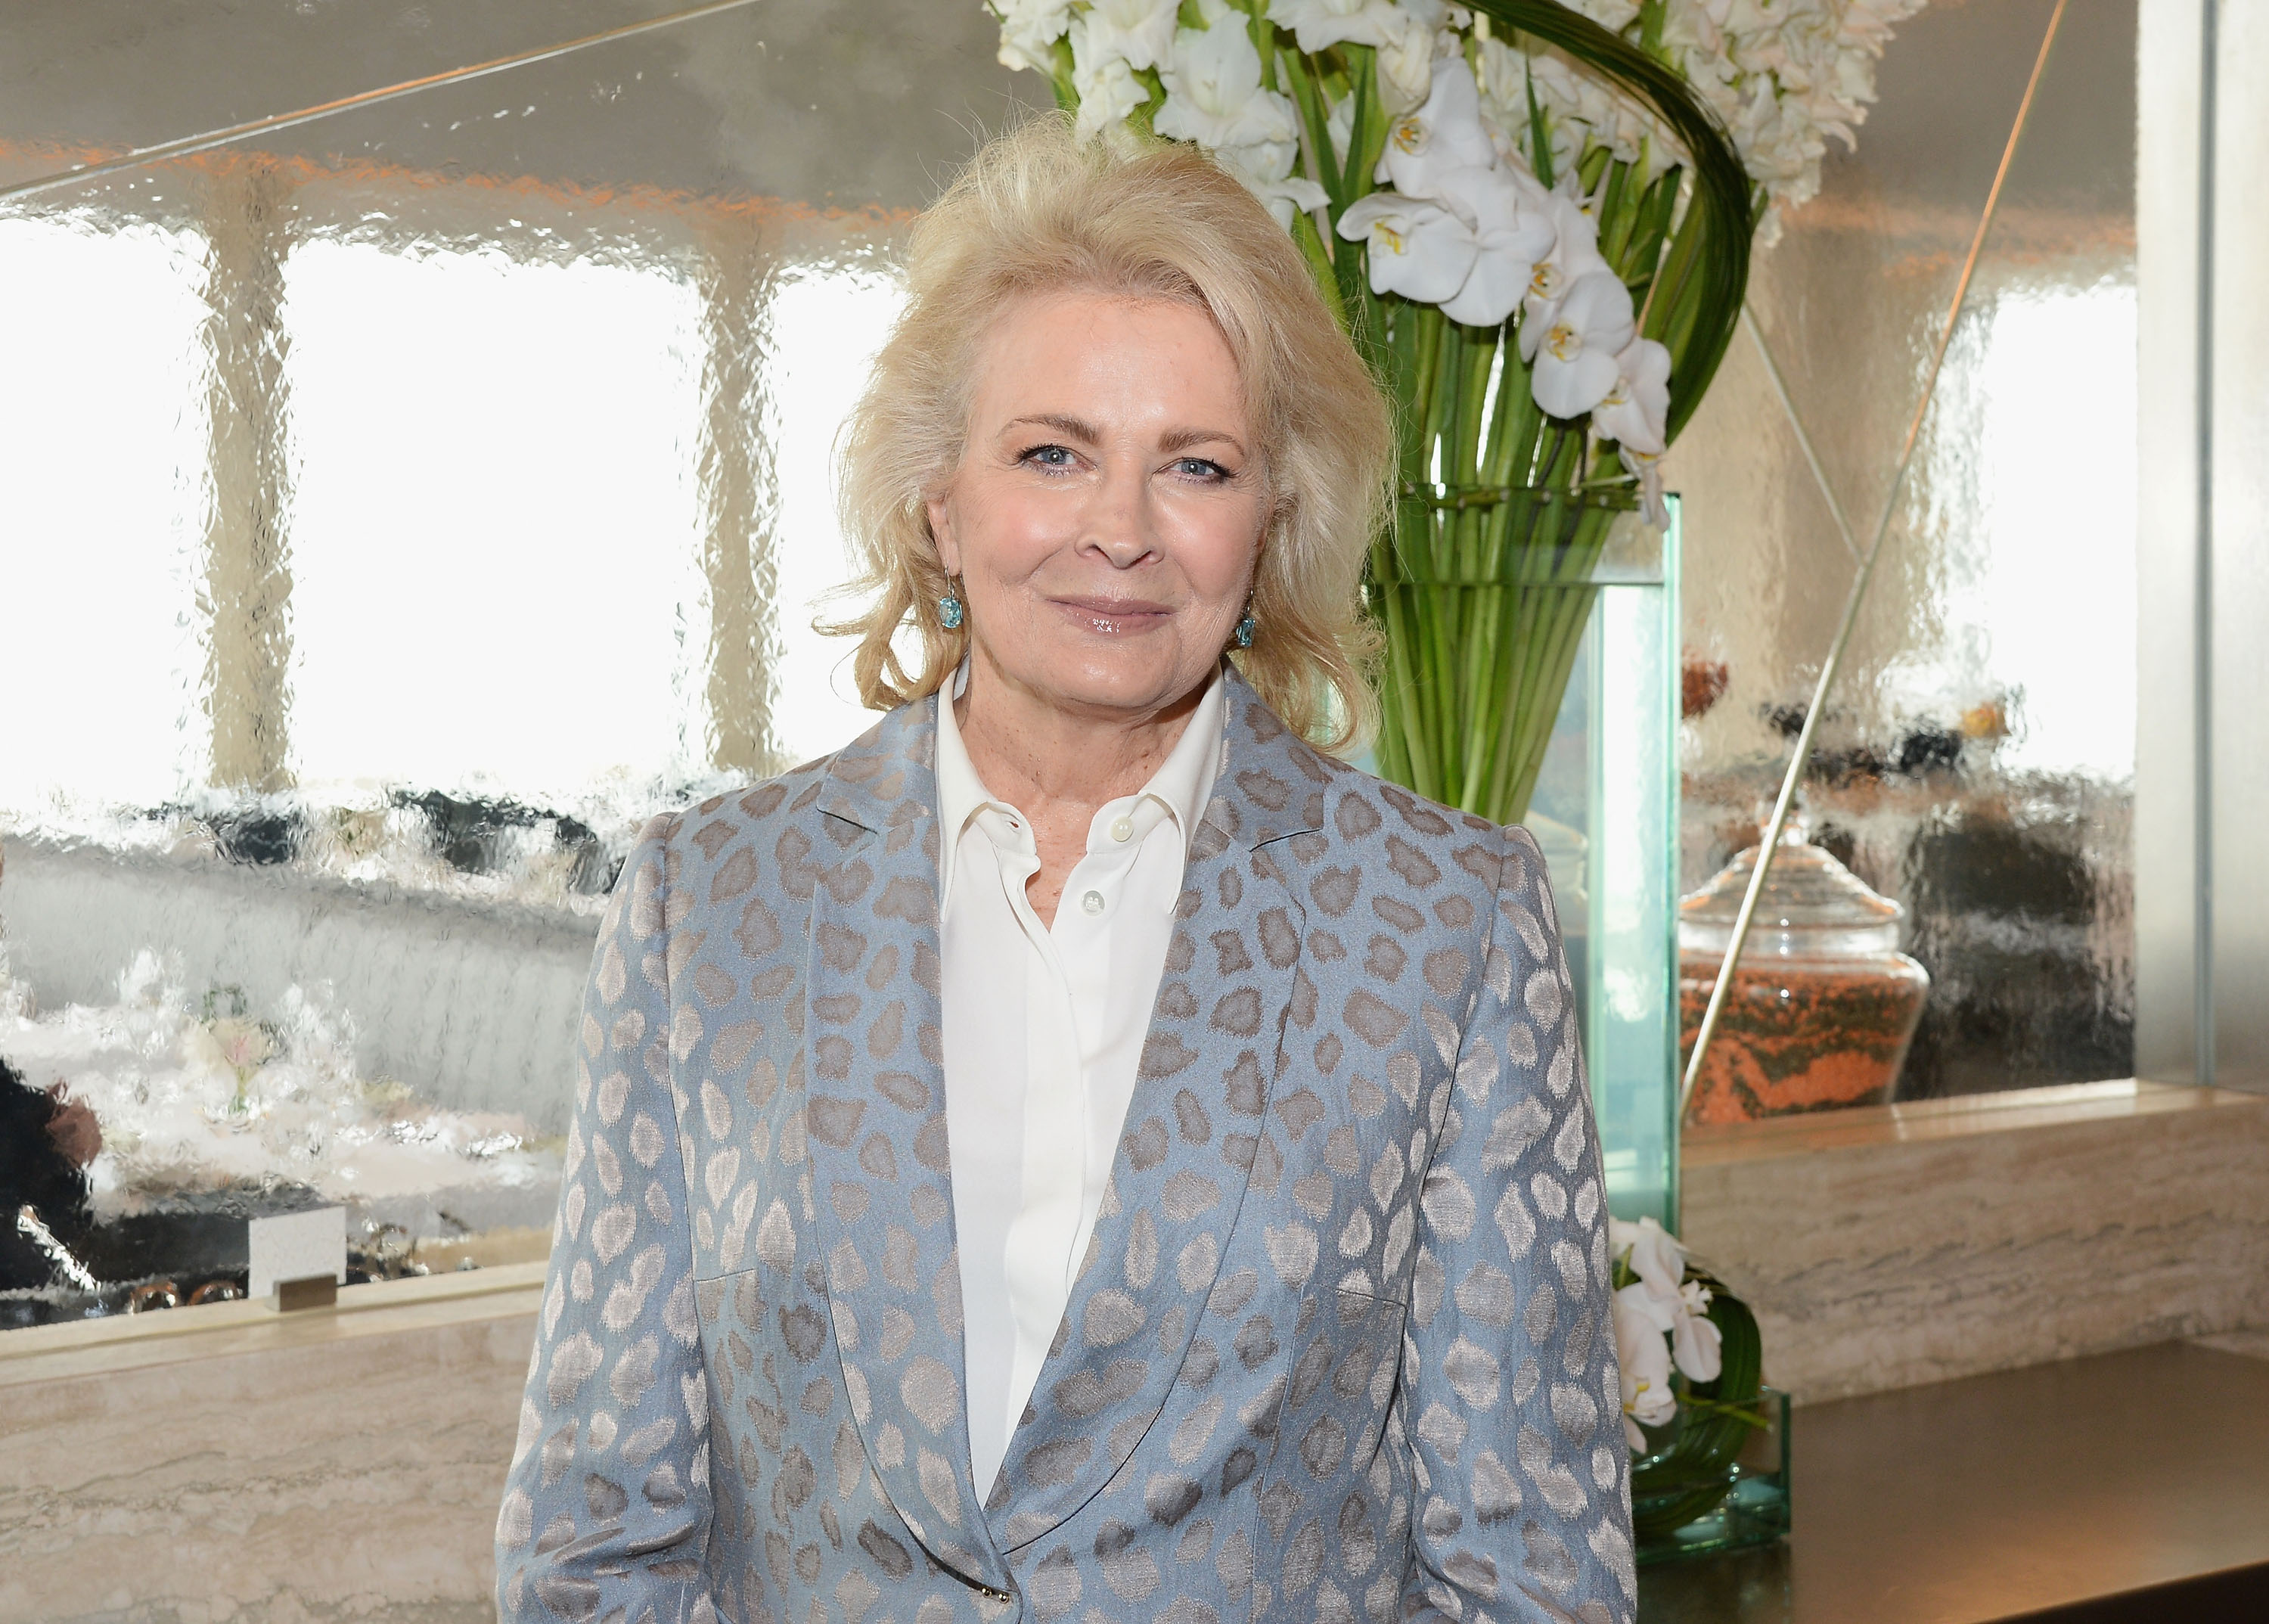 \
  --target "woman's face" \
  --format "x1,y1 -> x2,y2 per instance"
927,290 -> 1266,723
